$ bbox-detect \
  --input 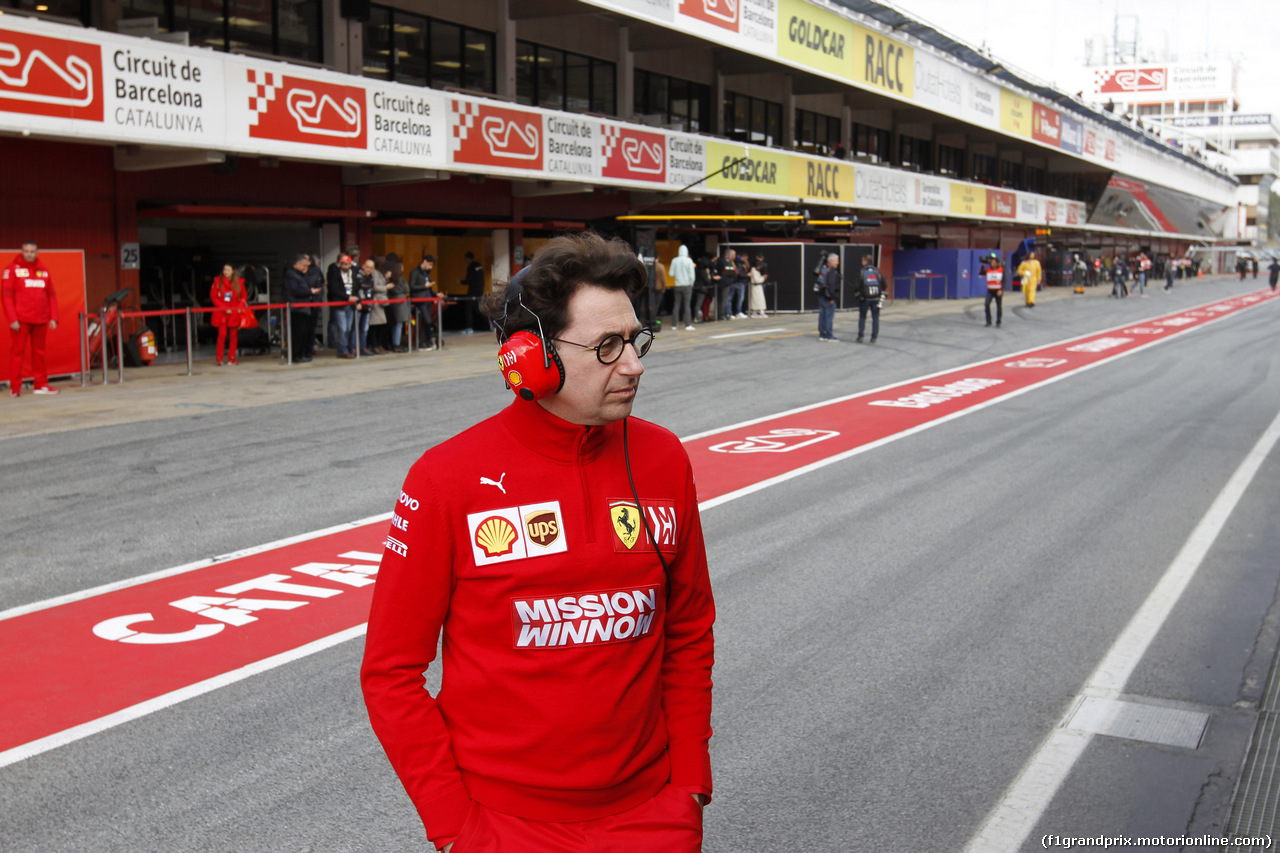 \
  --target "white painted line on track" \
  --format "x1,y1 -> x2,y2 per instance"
0,625 -> 367,769
0,512 -> 394,621
708,328 -> 786,339
963,403 -> 1280,853
682,290 -> 1277,443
